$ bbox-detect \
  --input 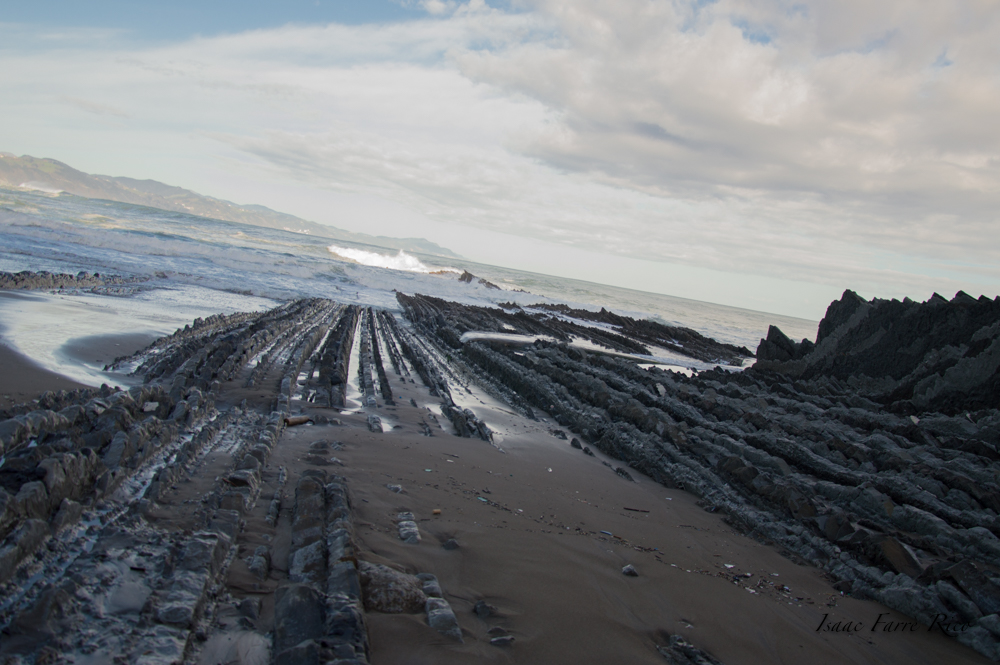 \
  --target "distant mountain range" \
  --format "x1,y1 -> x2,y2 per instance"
0,153 -> 461,259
